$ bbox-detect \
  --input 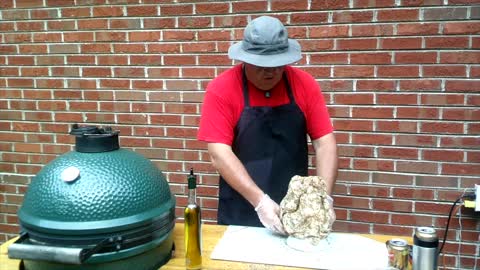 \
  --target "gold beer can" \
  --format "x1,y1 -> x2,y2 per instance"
386,238 -> 411,270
